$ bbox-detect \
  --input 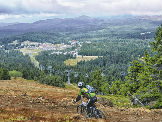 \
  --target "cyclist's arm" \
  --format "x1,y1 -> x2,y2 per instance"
75,90 -> 82,102
76,95 -> 81,102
